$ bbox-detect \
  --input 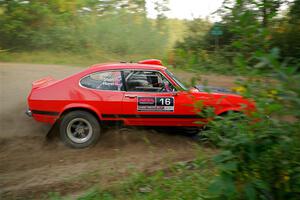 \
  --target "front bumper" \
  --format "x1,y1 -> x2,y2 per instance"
25,108 -> 32,117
